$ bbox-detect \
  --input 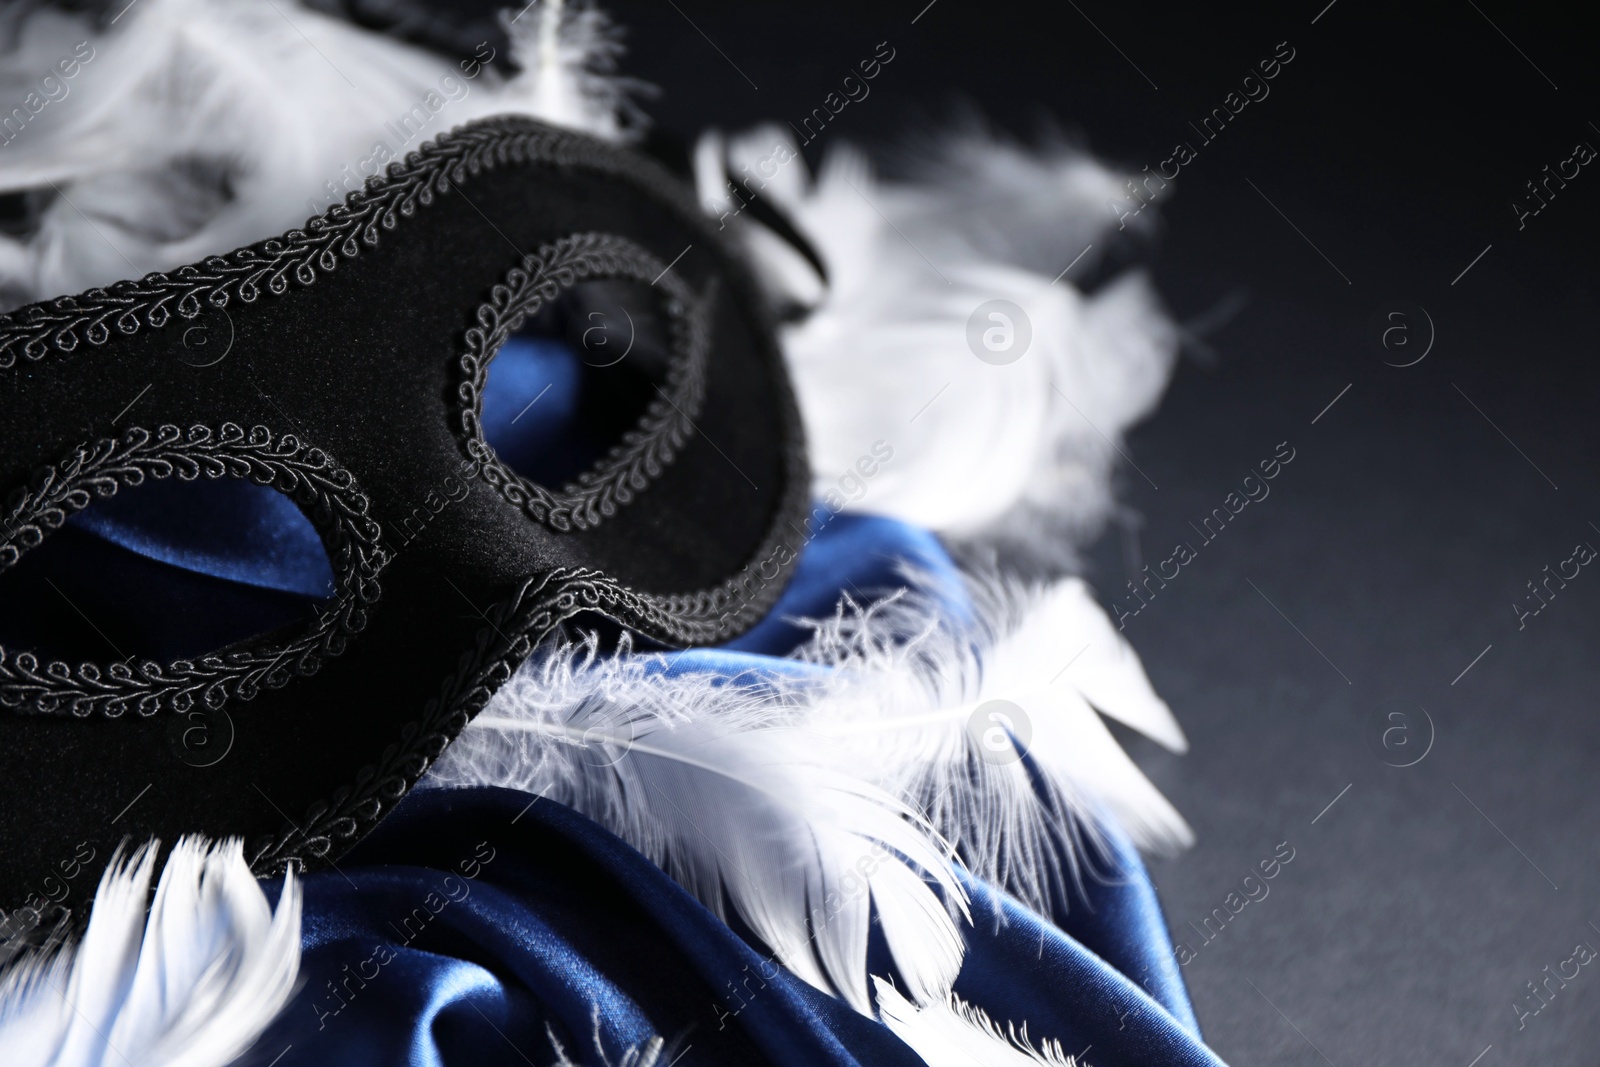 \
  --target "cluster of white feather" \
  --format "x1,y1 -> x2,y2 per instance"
0,0 -> 1188,1064
0,839 -> 300,1067
695,123 -> 1177,563
431,572 -> 1189,1049
0,0 -> 639,309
